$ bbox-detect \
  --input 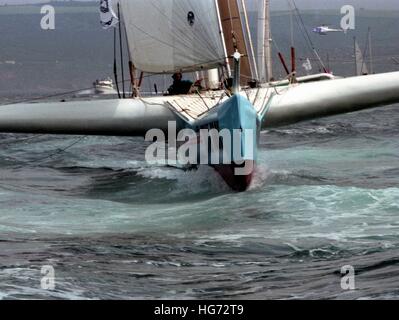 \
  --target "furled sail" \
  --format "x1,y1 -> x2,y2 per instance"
120,0 -> 227,73
217,0 -> 253,84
